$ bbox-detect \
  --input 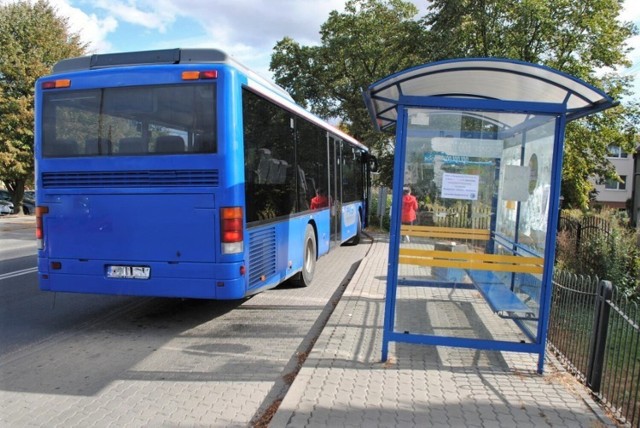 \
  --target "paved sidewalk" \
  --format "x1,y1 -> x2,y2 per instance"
272,235 -> 613,427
